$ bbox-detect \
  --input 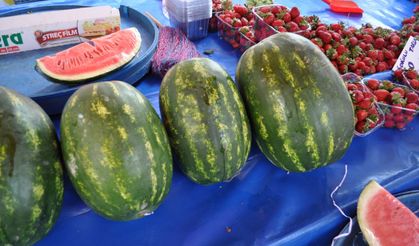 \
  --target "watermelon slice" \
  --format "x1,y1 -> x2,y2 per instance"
357,180 -> 419,246
37,27 -> 142,82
